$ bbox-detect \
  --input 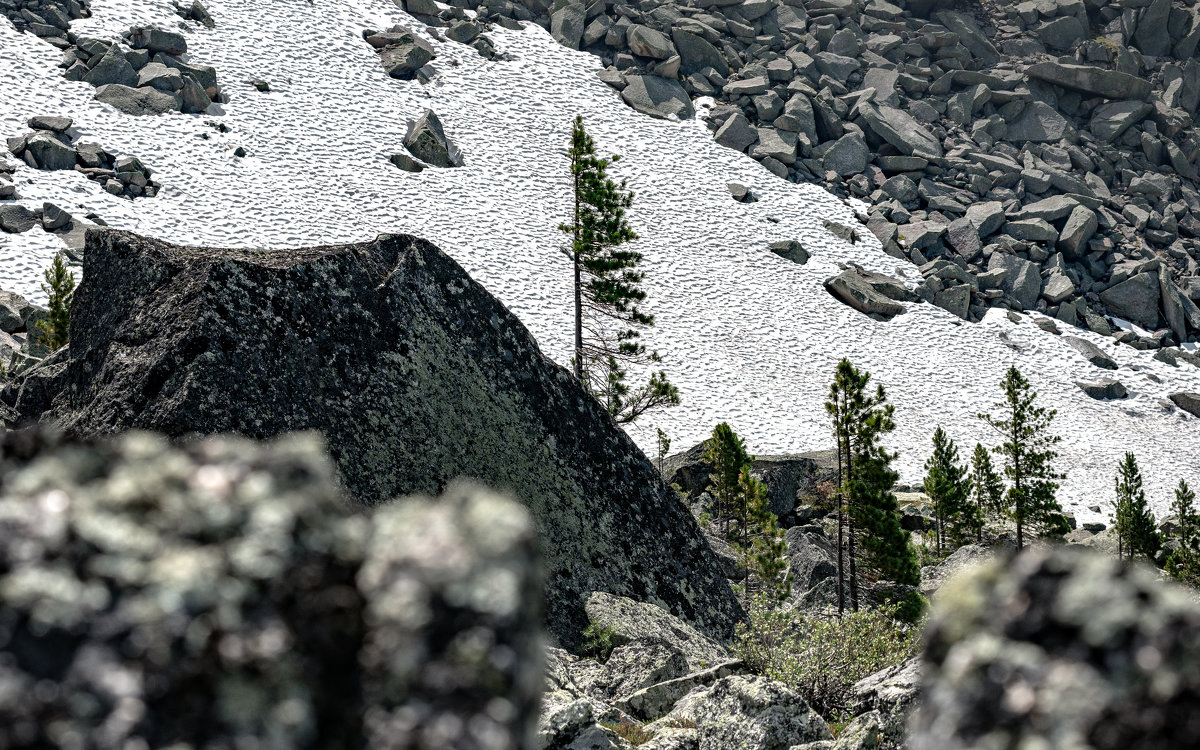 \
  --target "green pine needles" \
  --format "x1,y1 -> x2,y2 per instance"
1110,452 -> 1161,562
37,254 -> 75,352
560,115 -> 679,424
704,423 -> 791,606
1167,480 -> 1200,583
923,427 -> 979,553
826,359 -> 919,615
978,366 -> 1068,549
